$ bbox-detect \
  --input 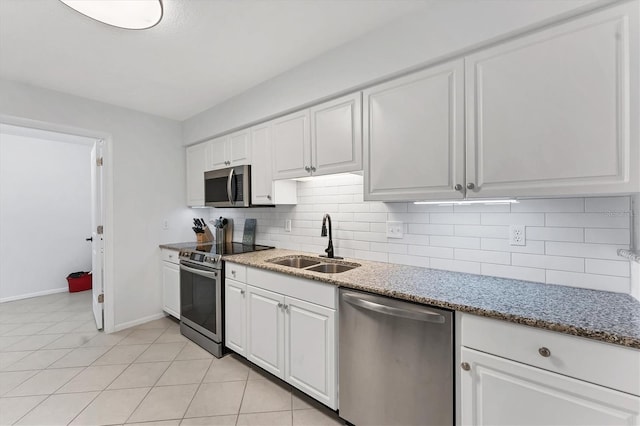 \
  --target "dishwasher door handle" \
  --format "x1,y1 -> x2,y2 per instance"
342,293 -> 445,324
